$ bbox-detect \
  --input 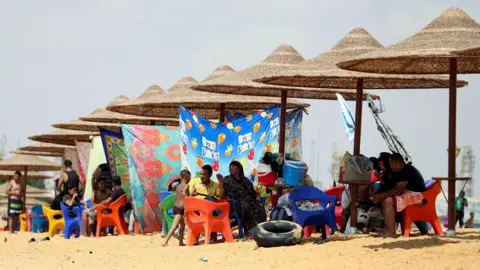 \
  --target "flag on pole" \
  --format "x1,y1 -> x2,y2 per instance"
336,93 -> 355,143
